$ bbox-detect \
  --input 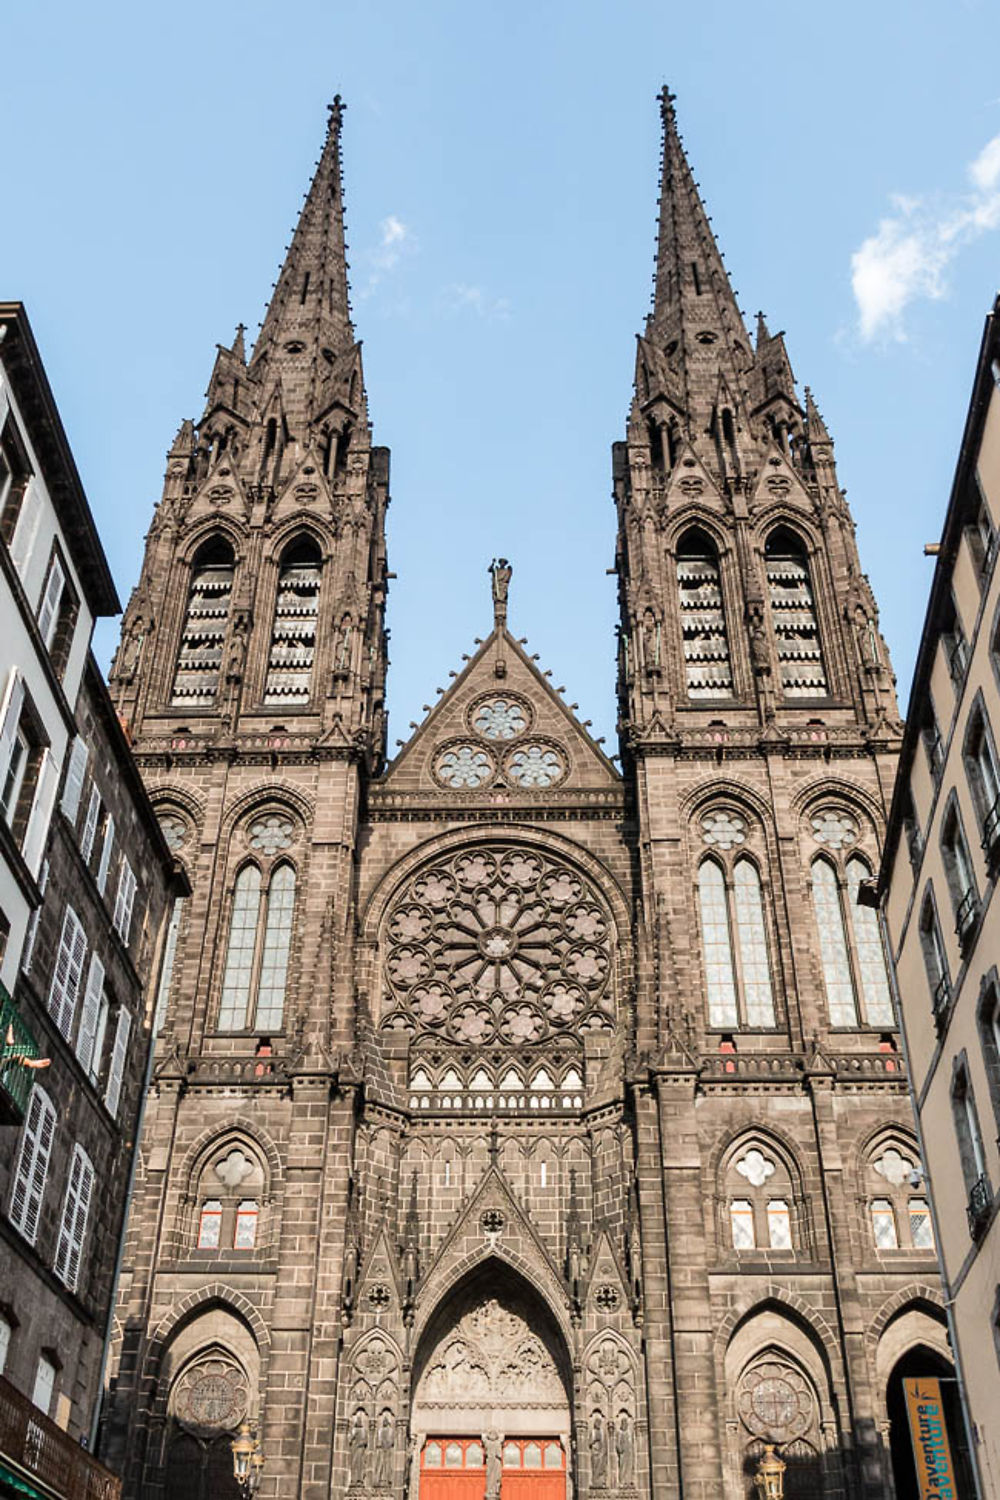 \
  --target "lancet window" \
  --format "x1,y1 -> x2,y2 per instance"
810,854 -> 893,1028
264,537 -> 322,704
676,530 -> 733,698
722,1142 -> 802,1254
696,854 -> 776,1029
765,528 -> 827,697
217,861 -> 296,1031
172,538 -> 235,708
